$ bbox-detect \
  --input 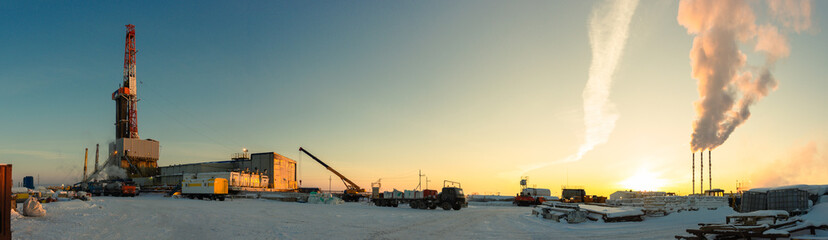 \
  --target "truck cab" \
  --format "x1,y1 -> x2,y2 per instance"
438,187 -> 467,210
